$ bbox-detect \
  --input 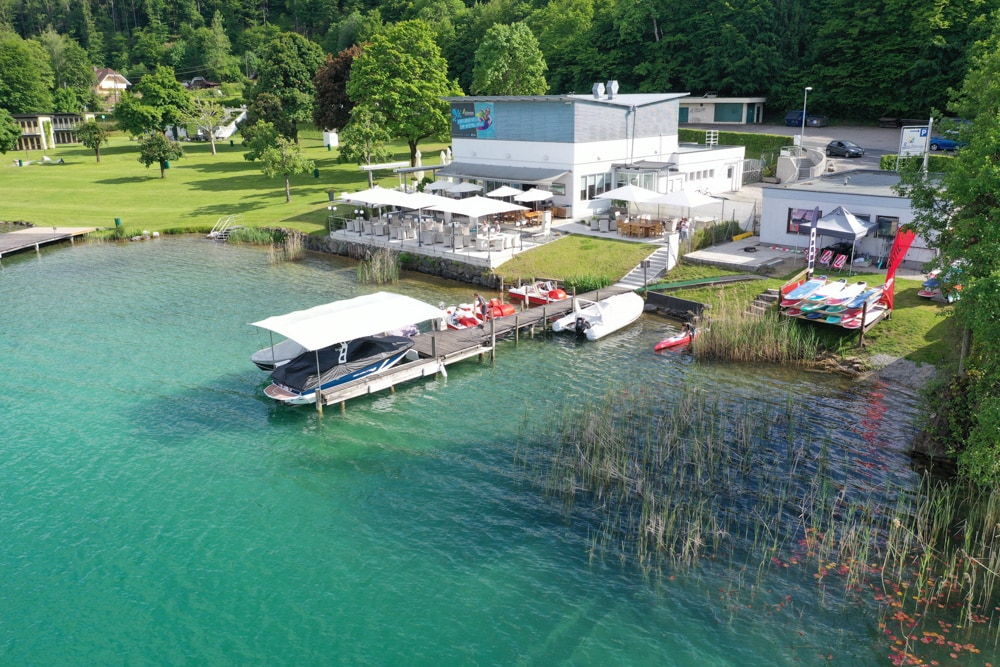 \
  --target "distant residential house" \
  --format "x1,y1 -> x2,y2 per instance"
14,113 -> 97,152
186,77 -> 220,90
94,67 -> 131,105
